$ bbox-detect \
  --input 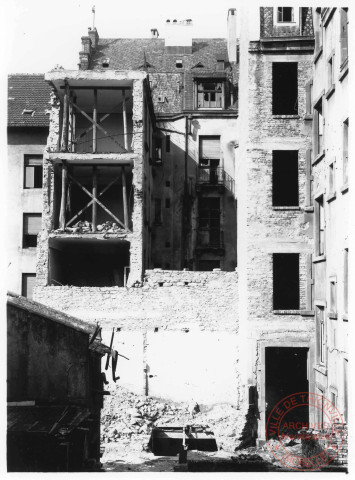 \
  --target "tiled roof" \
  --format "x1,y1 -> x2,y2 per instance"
91,38 -> 230,72
8,74 -> 51,127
